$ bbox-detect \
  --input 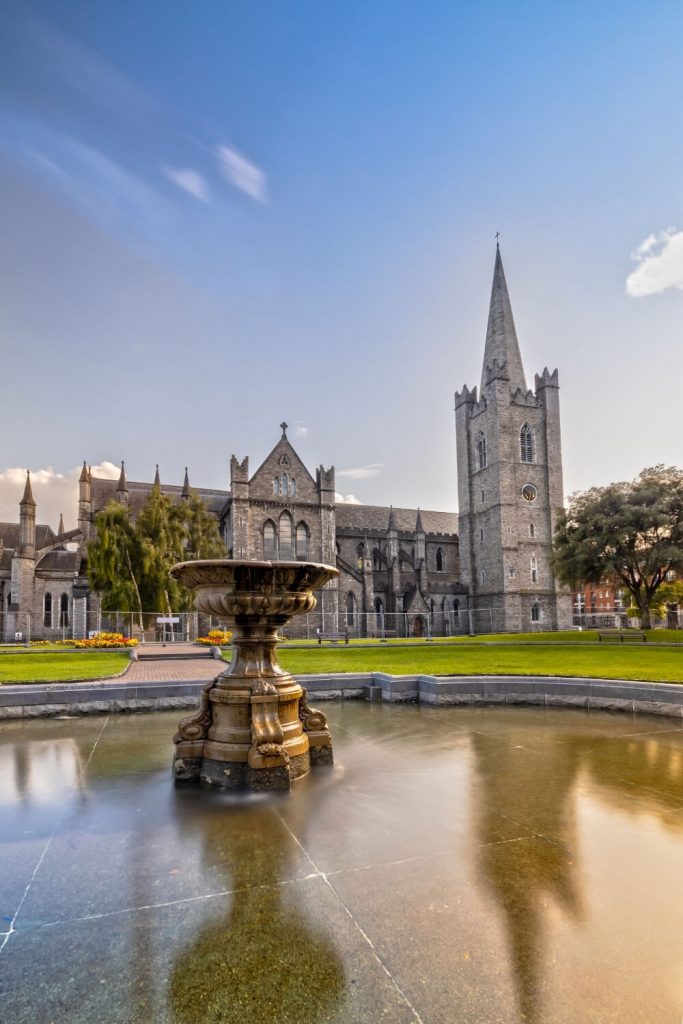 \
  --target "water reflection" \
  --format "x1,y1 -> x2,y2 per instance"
471,717 -> 683,1022
167,795 -> 344,1024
